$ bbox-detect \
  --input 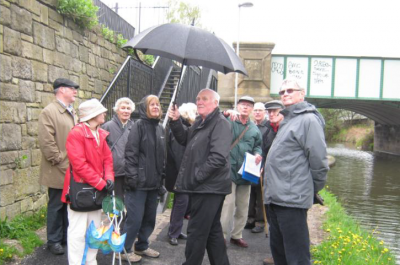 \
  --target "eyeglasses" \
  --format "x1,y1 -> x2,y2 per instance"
278,88 -> 302,96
